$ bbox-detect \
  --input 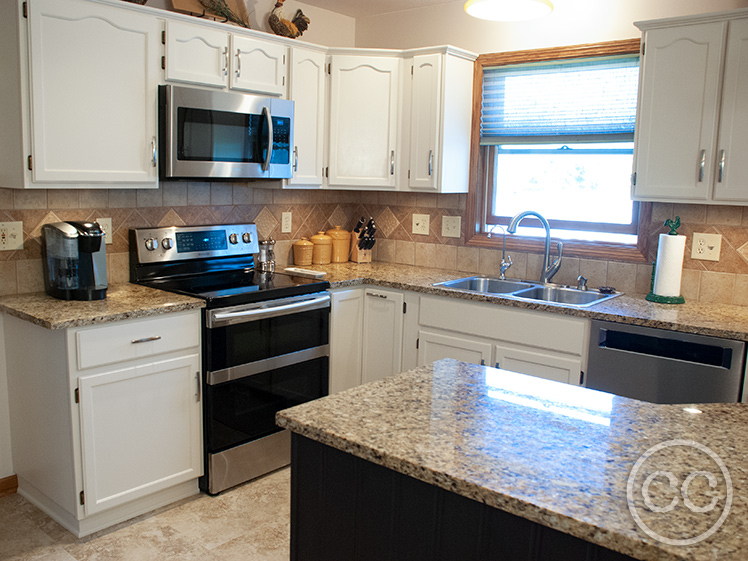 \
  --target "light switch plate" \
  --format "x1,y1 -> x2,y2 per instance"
96,217 -> 113,244
412,214 -> 430,236
691,232 -> 721,261
442,216 -> 461,238
0,221 -> 23,251
281,212 -> 292,233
